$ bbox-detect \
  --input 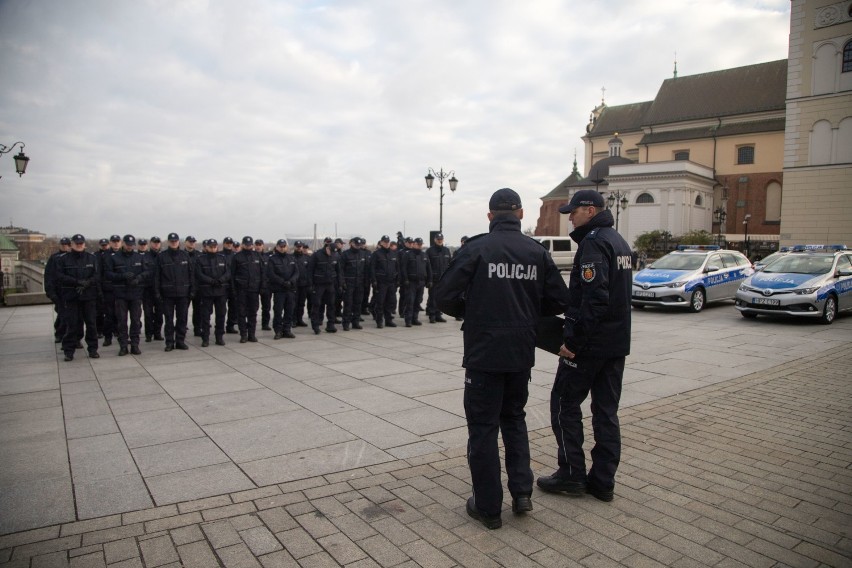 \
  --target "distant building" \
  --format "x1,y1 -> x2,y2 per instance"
536,59 -> 788,257
0,225 -> 47,245
781,0 -> 852,246
0,234 -> 21,291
